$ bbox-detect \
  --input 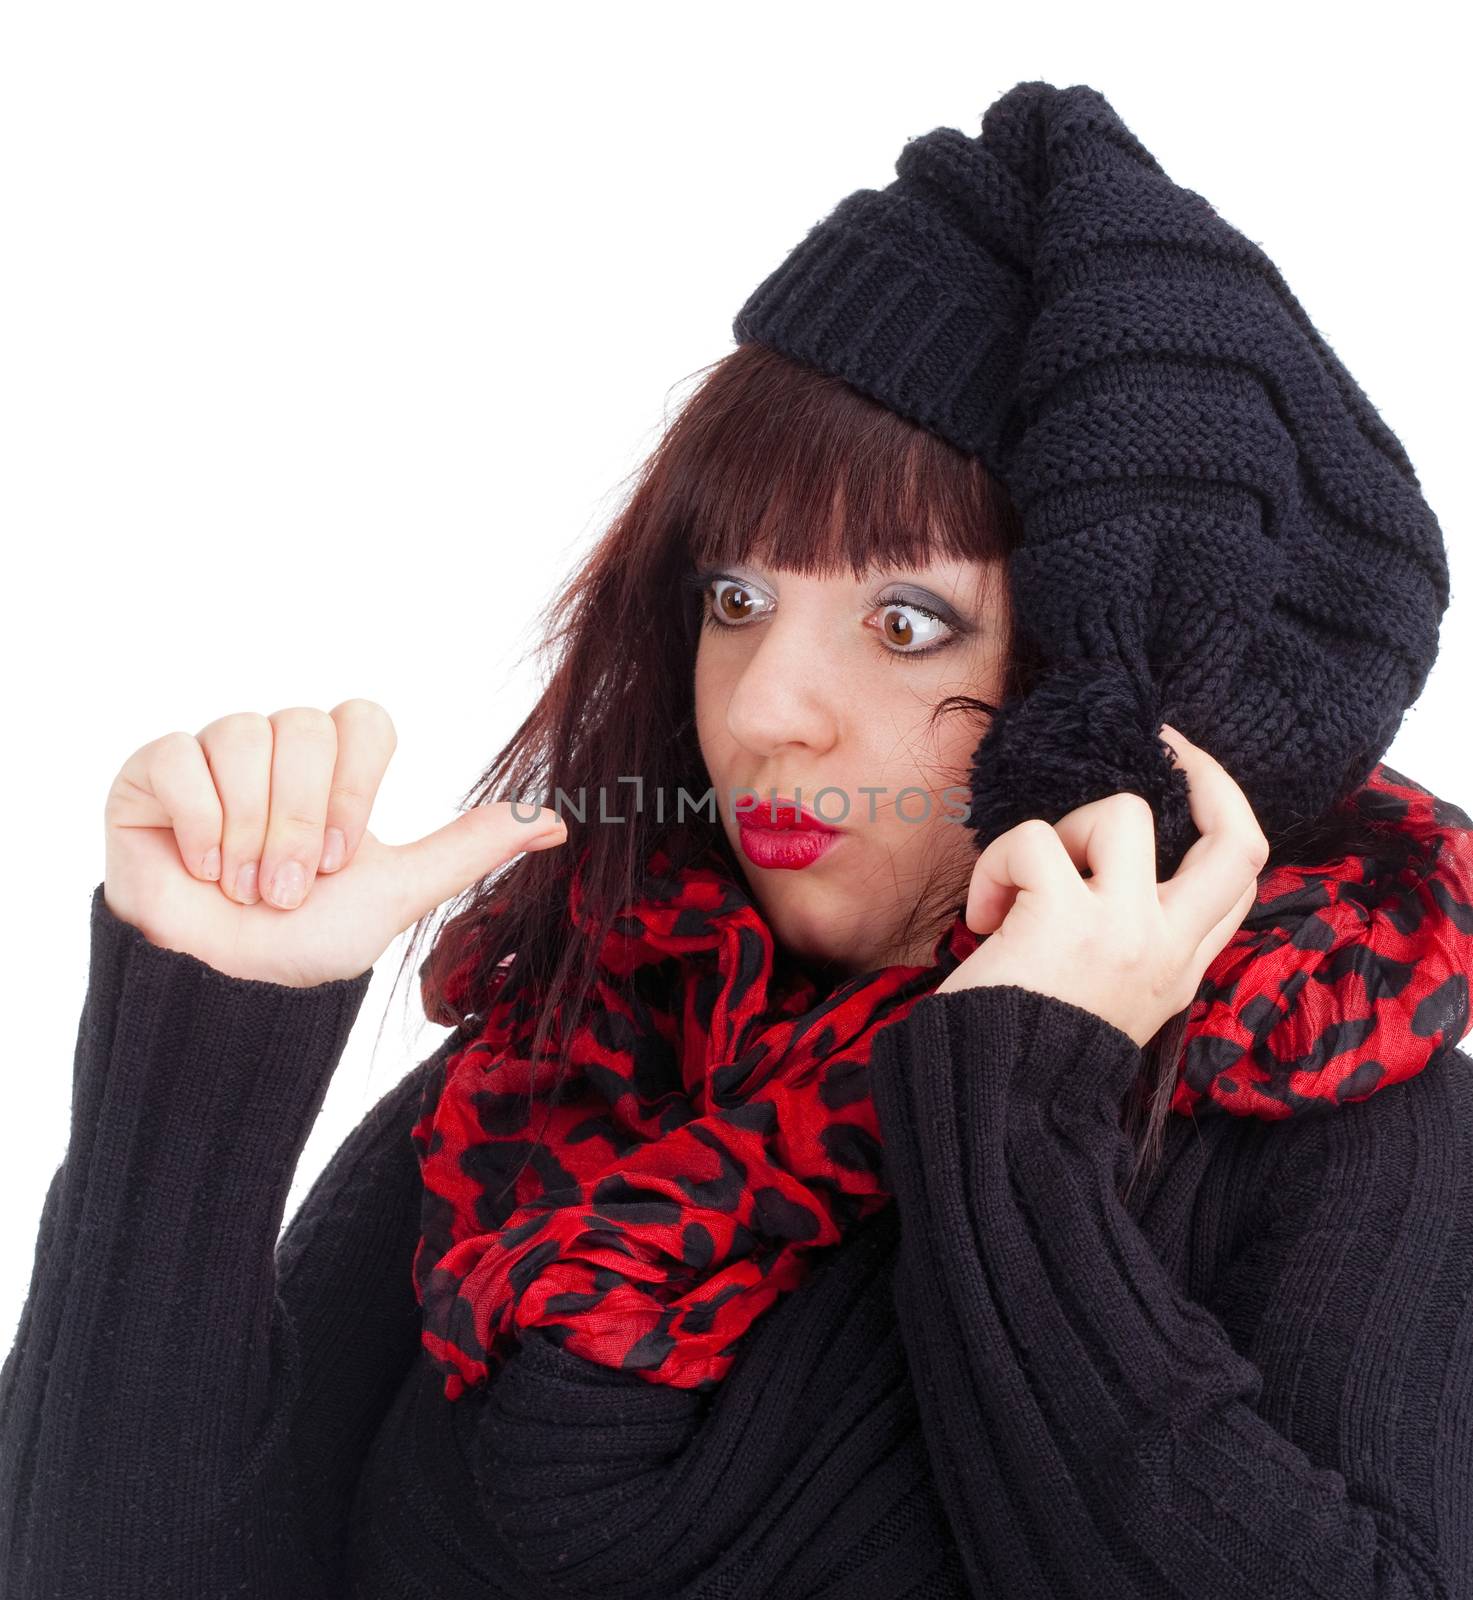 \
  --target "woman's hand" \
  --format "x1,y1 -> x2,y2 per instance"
103,699 -> 567,988
935,725 -> 1269,1048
